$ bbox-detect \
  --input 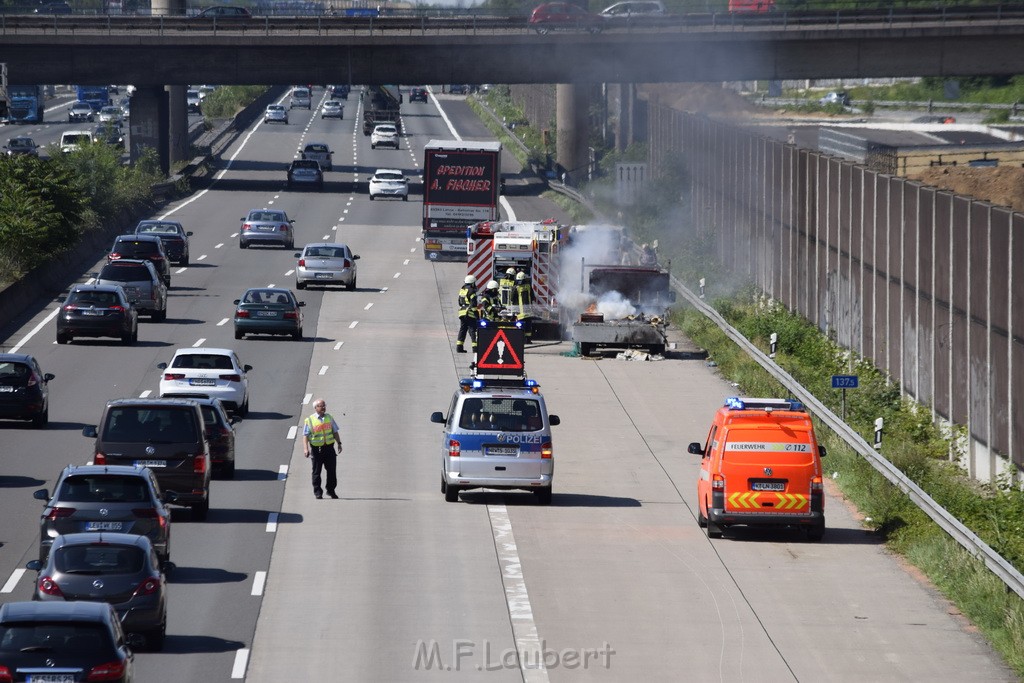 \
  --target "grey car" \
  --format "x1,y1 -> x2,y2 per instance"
286,159 -> 323,190
240,208 -> 295,249
95,259 -> 167,321
300,141 -> 333,170
264,104 -> 288,124
26,533 -> 168,651
33,464 -> 173,567
294,242 -> 359,290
